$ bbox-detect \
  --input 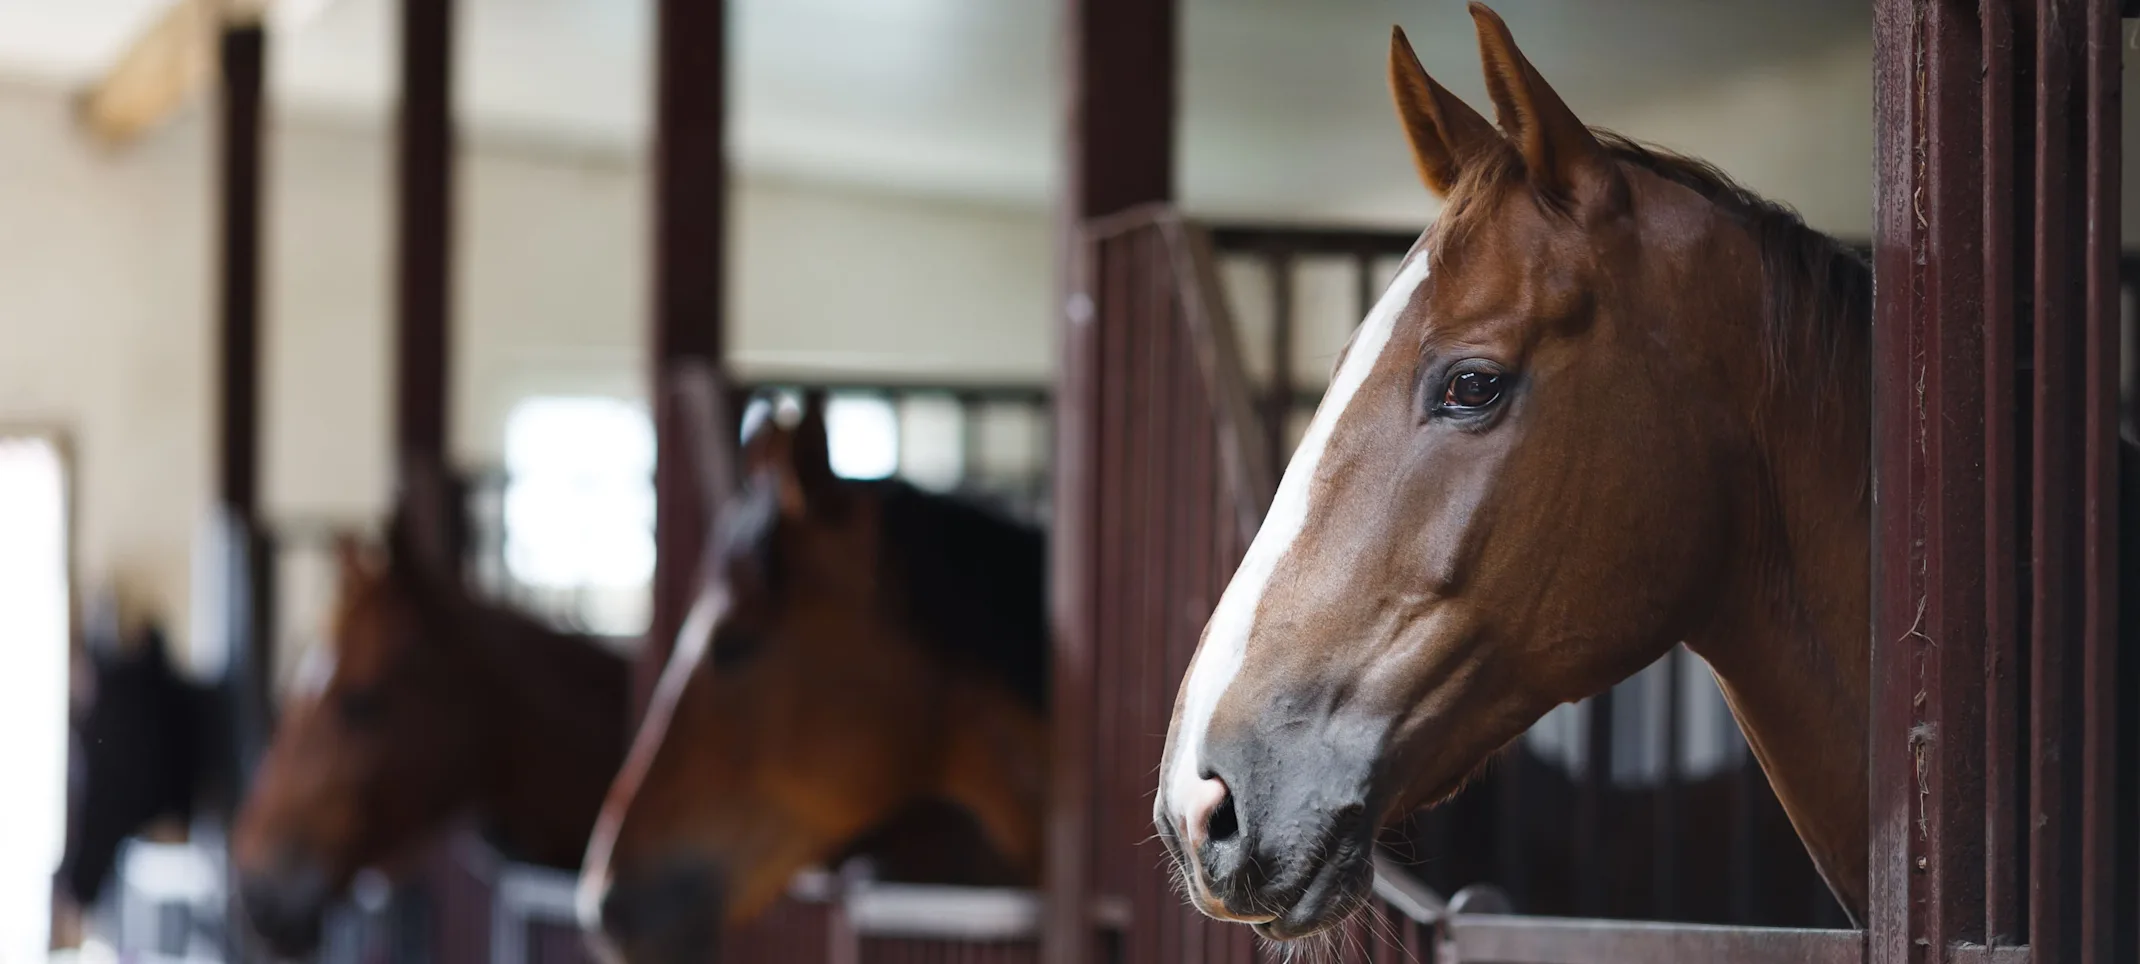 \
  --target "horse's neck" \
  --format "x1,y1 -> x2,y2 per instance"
936,678 -> 1050,882
458,607 -> 631,868
1685,338 -> 1872,922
